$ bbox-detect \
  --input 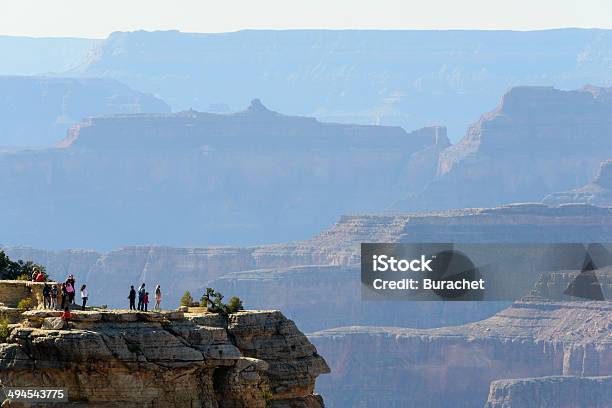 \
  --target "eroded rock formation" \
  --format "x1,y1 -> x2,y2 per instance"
310,300 -> 612,407
4,204 -> 612,331
0,297 -> 329,407
0,100 -> 441,249
544,159 -> 612,206
485,375 -> 612,408
69,29 -> 612,135
394,86 -> 612,211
